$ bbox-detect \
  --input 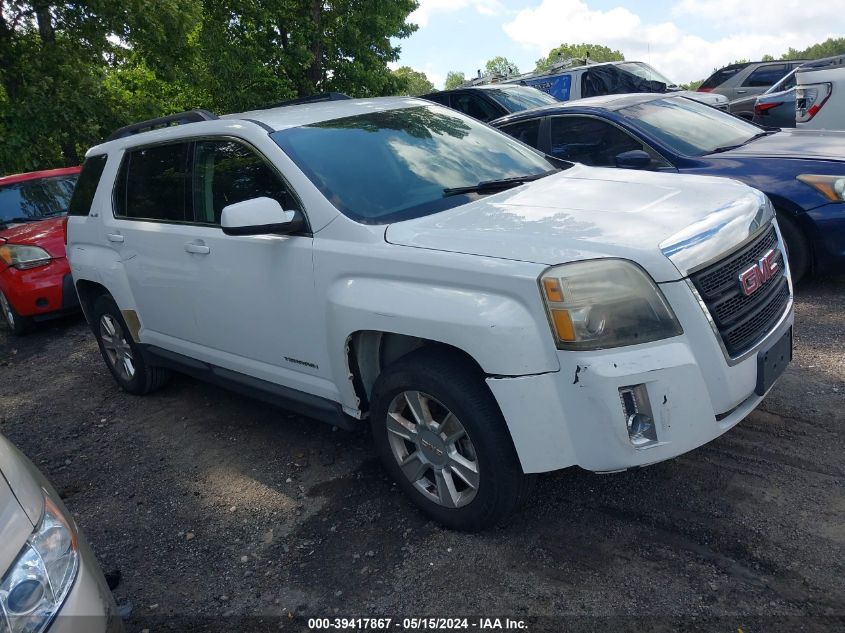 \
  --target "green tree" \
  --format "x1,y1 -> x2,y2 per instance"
484,56 -> 519,77
781,37 -> 845,60
535,43 -> 624,72
392,66 -> 434,96
761,54 -> 775,62
0,0 -> 420,174
190,0 -> 419,114
0,0 -> 200,172
444,70 -> 465,90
